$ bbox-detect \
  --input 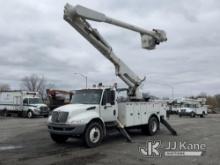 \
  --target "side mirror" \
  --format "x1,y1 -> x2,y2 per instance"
106,103 -> 111,107
104,103 -> 112,109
